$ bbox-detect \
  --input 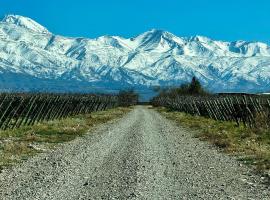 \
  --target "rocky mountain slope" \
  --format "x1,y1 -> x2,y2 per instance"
0,15 -> 270,99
